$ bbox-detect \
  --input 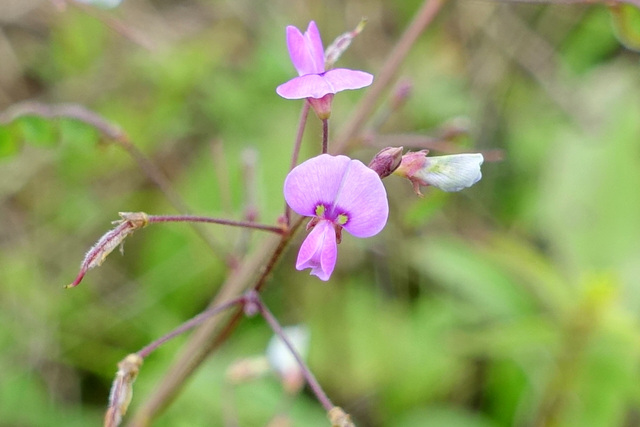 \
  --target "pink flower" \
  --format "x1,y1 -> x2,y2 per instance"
276,21 -> 373,118
284,154 -> 388,281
